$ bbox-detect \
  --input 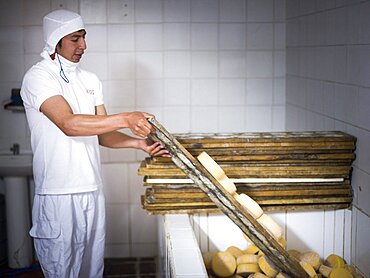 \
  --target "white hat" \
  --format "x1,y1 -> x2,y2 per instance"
43,9 -> 85,55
